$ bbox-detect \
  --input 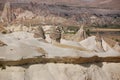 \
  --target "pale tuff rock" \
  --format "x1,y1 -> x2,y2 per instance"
79,36 -> 102,52
102,63 -> 120,80
114,42 -> 120,52
6,24 -> 35,32
79,36 -> 113,52
16,10 -> 35,20
72,25 -> 87,42
101,38 -> 112,52
102,37 -> 117,47
1,2 -> 11,22
0,25 -> 7,34
6,24 -> 23,32
0,63 -> 120,80
0,40 -> 7,47
5,25 -> 46,39
42,25 -> 56,43
1,2 -> 15,23
0,66 -> 25,80
33,26 -> 46,39
42,25 -> 53,34
0,31 -> 119,80
0,31 -> 119,61
61,39 -> 83,47
96,32 -> 116,48
50,26 -> 62,43
42,25 -> 63,43
86,64 -> 109,80
95,32 -> 105,52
